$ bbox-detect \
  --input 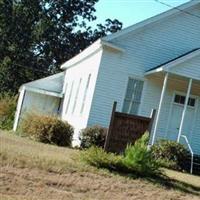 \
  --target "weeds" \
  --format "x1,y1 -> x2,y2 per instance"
0,93 -> 17,130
